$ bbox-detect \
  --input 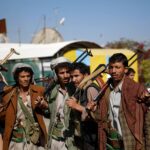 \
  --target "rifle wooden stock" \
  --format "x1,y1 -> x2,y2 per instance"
78,64 -> 106,89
